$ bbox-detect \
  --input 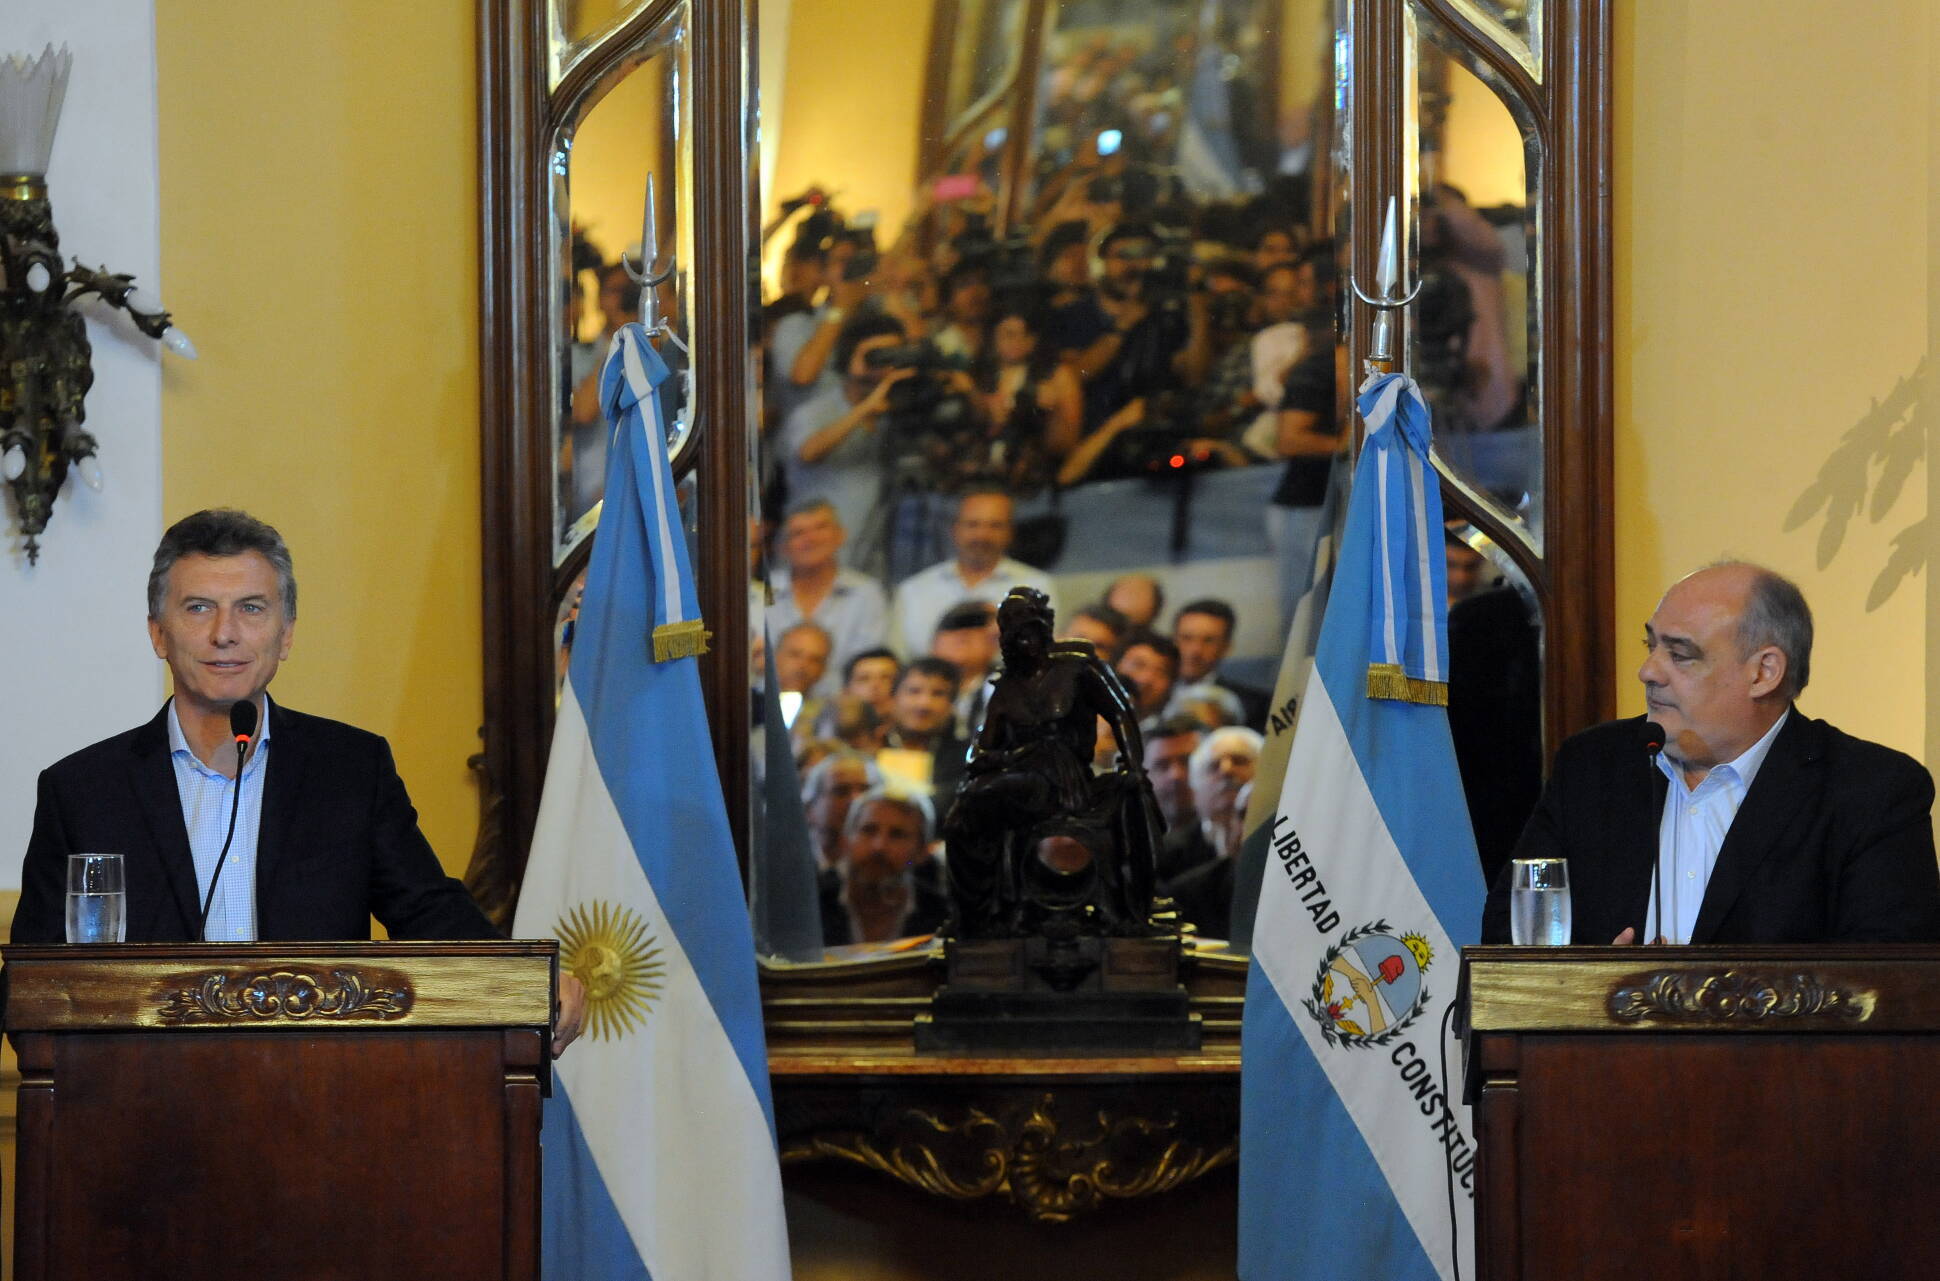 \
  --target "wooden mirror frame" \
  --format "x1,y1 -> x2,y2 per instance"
470,0 -> 1611,926
472,0 -> 755,918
